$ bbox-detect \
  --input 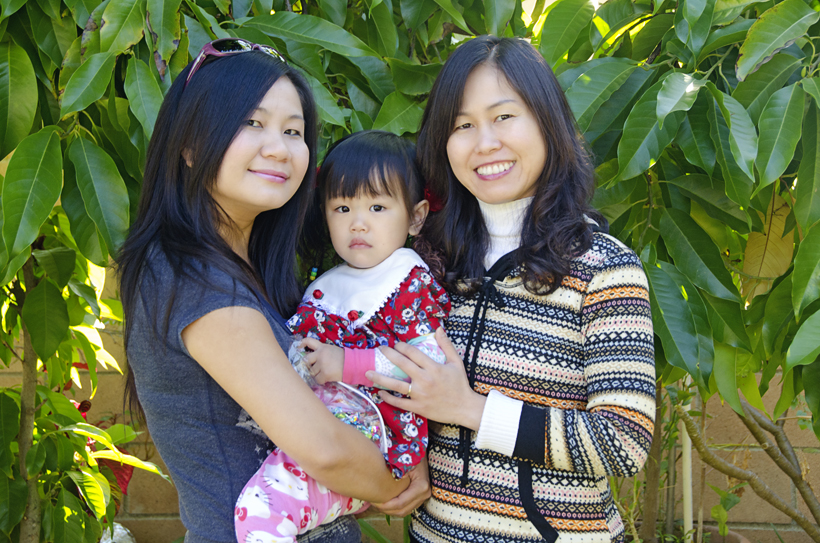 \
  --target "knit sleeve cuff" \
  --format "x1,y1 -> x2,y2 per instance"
343,348 -> 375,387
475,389 -> 523,457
